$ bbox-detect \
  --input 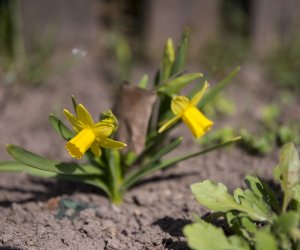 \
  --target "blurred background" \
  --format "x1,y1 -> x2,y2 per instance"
1,0 -> 300,85
0,0 -> 299,159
